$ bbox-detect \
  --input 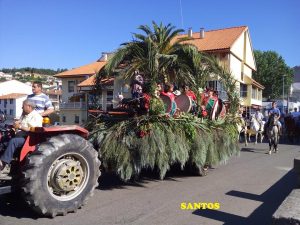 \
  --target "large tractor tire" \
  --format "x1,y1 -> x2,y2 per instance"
20,134 -> 101,217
